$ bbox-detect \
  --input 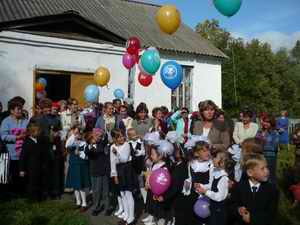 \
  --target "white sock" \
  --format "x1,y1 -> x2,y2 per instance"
121,191 -> 129,221
140,188 -> 147,204
115,196 -> 124,214
80,190 -> 87,207
74,190 -> 81,205
125,191 -> 135,223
